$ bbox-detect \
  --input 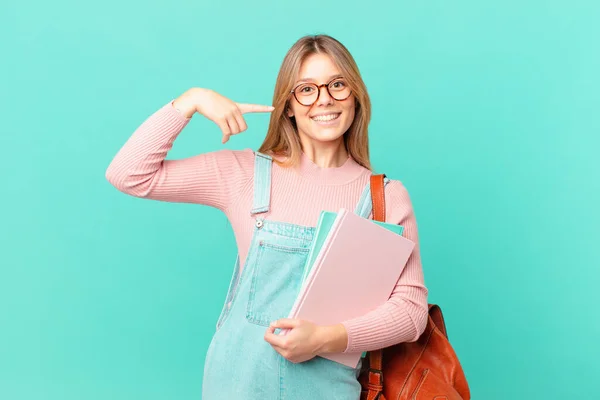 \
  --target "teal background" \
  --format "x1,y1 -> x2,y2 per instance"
1,0 -> 598,399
